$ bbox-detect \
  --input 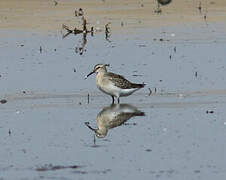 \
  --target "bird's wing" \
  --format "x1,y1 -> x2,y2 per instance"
105,72 -> 135,89
107,113 -> 132,129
